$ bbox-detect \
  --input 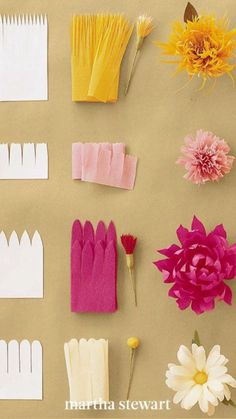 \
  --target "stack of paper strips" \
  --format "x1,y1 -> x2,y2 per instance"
72,143 -> 138,190
0,143 -> 48,179
0,340 -> 42,400
0,15 -> 48,101
0,231 -> 43,298
71,14 -> 133,102
71,220 -> 117,312
64,338 -> 109,403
